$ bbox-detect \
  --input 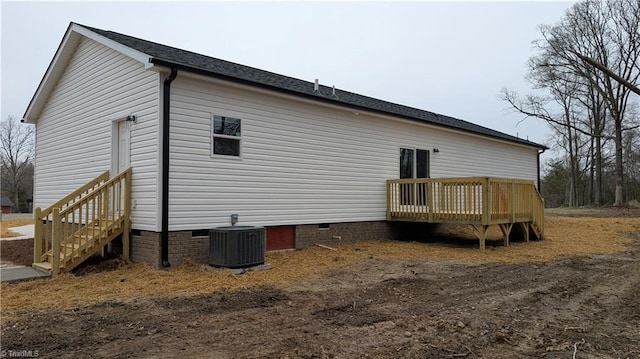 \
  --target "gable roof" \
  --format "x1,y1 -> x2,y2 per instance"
1,197 -> 14,207
26,22 -> 546,150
